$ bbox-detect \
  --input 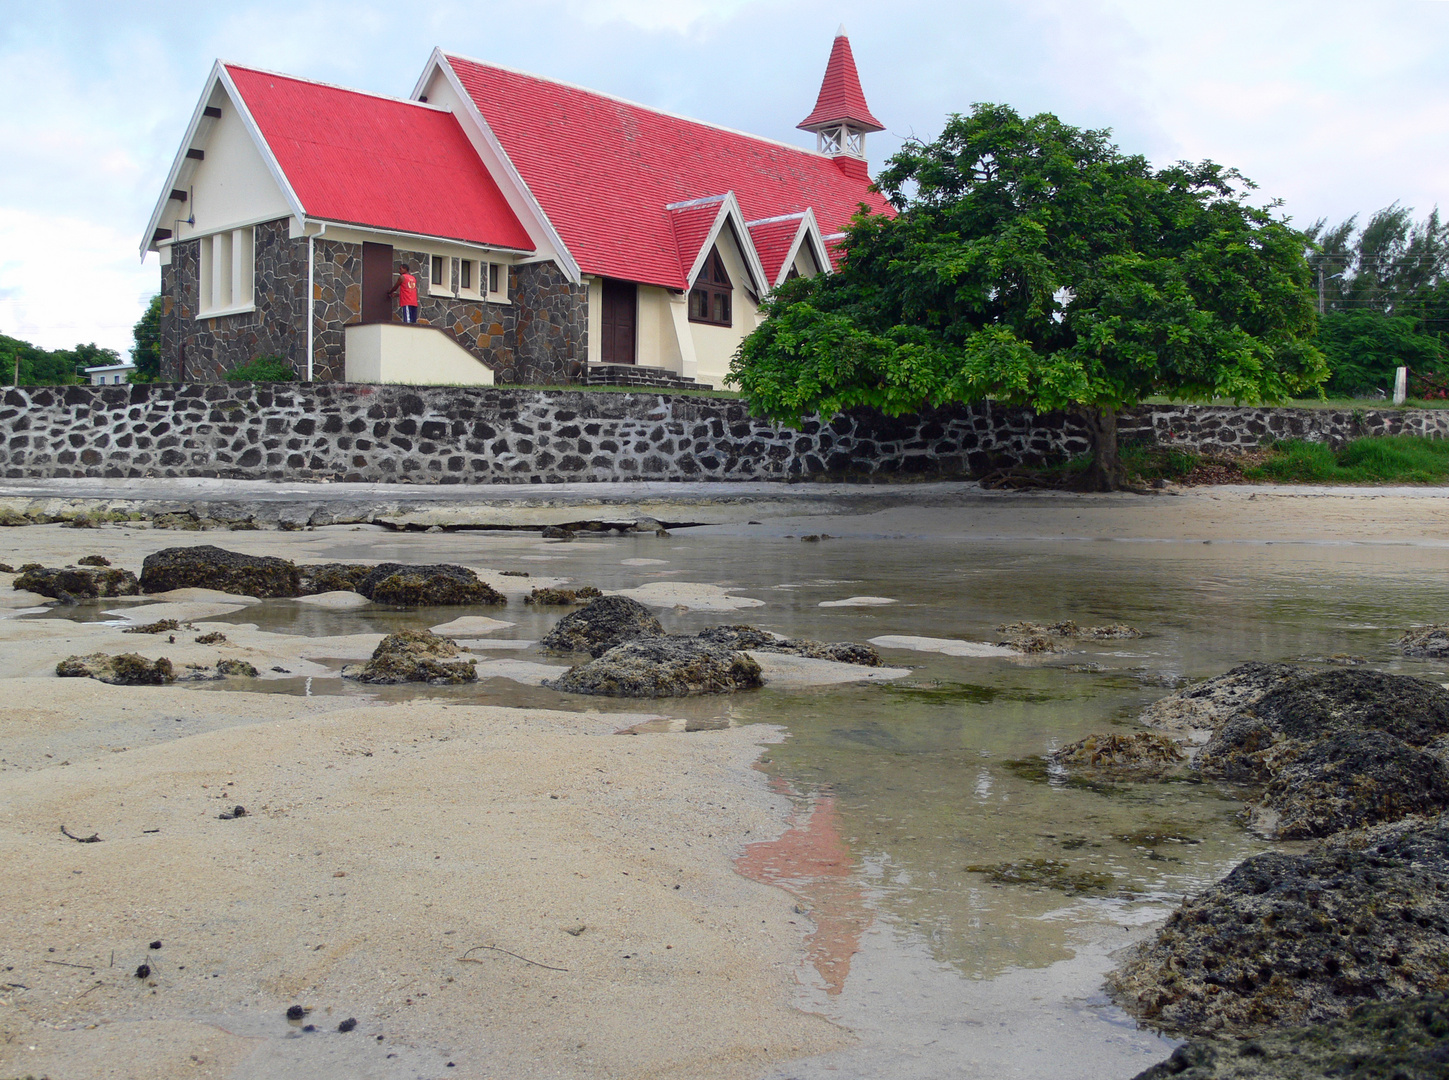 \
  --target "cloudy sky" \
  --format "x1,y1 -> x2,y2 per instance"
2,0 -> 1446,357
